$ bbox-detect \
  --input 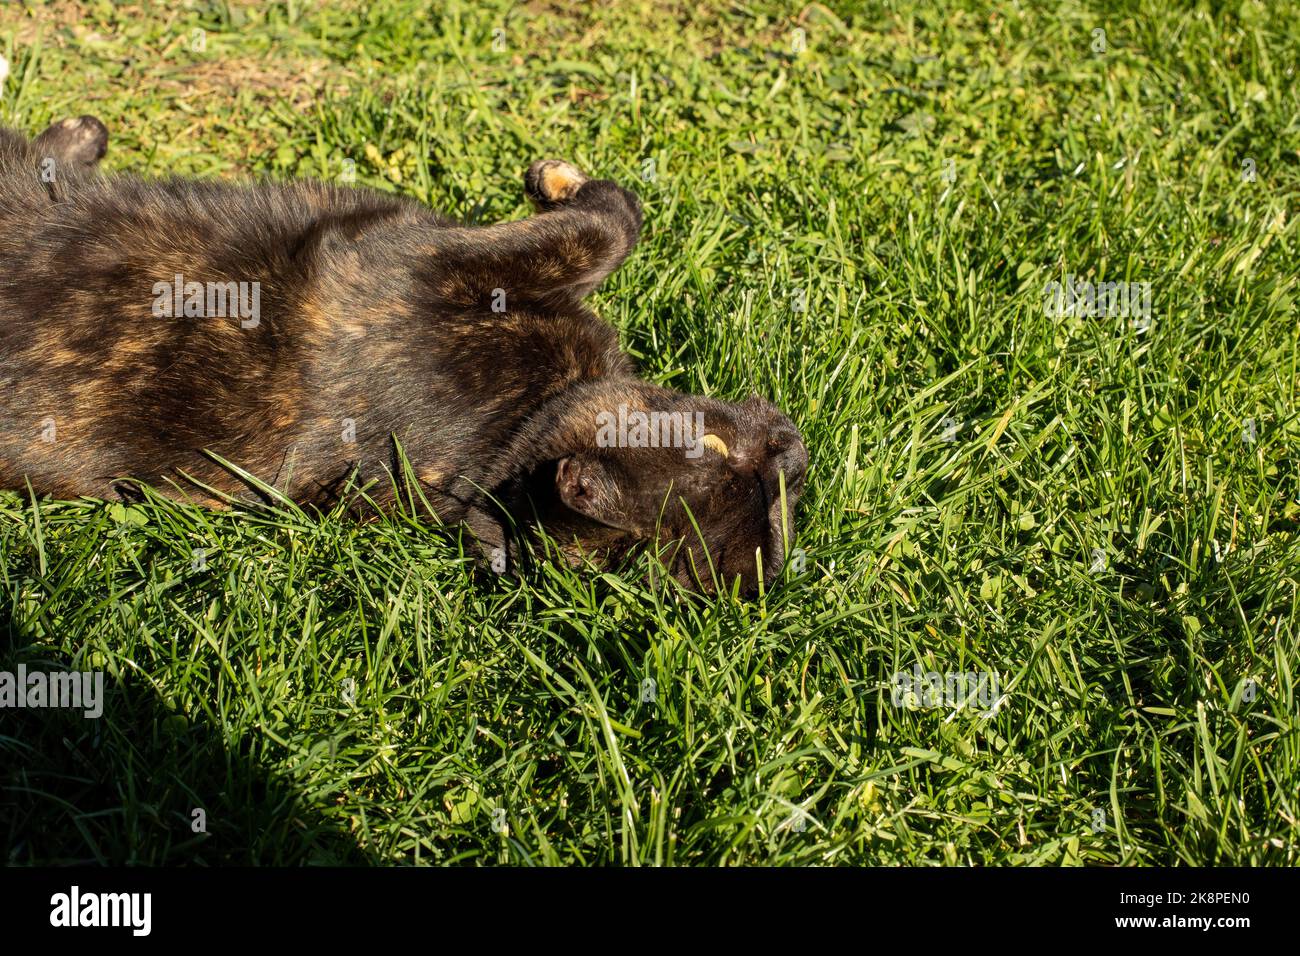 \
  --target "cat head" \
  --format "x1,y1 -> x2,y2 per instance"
516,382 -> 808,595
